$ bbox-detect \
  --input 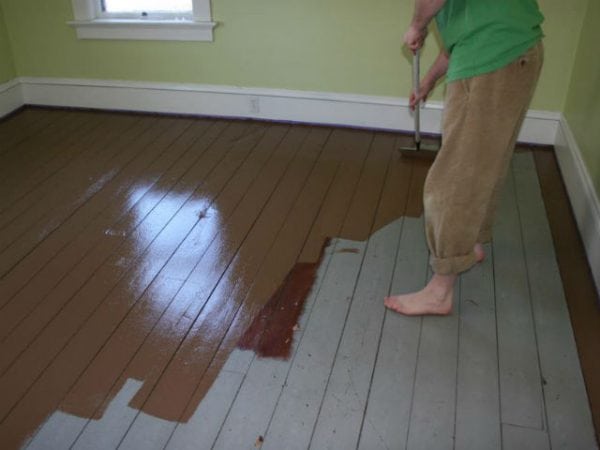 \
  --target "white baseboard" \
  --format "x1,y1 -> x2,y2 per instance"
554,116 -> 600,293
0,79 -> 24,119
18,76 -> 559,145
